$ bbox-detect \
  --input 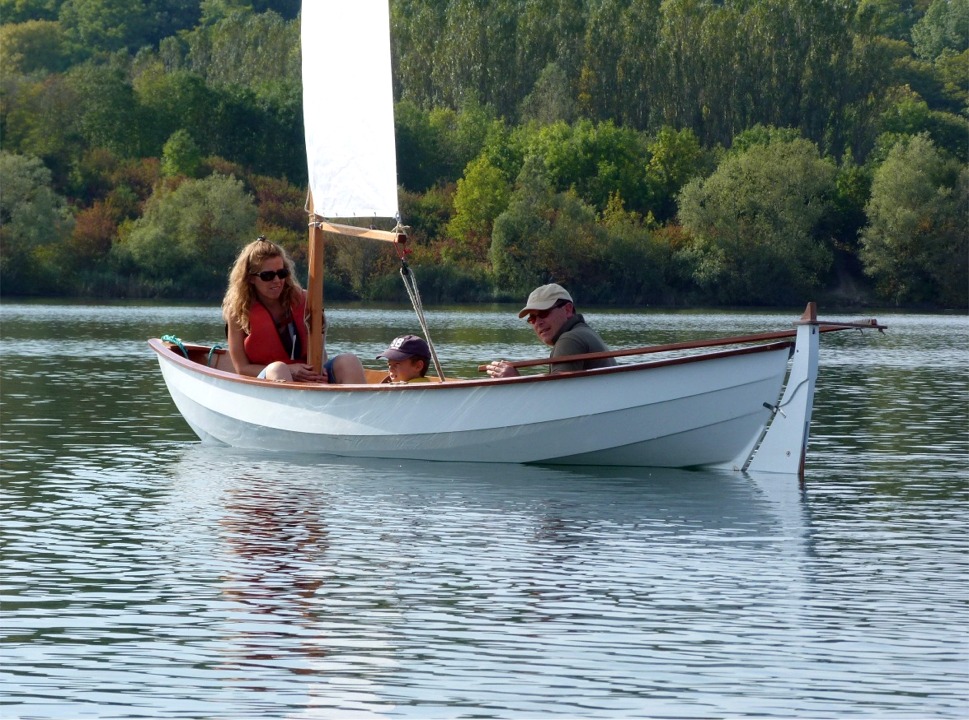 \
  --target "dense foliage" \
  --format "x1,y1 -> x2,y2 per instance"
1,0 -> 966,308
